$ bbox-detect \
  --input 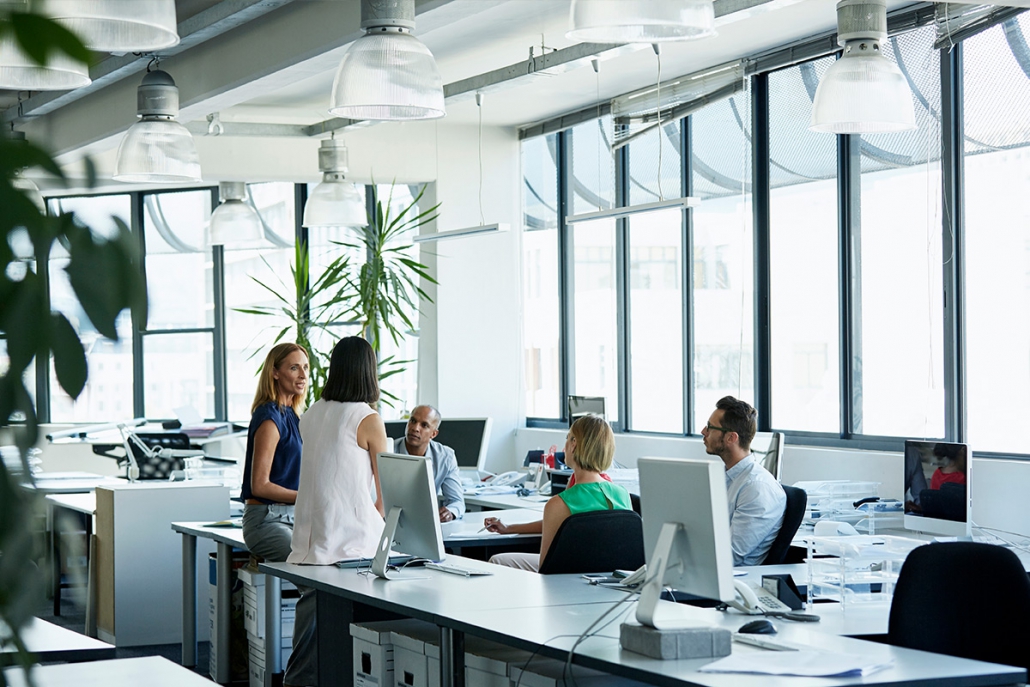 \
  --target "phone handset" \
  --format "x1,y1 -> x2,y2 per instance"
485,470 -> 523,487
728,579 -> 792,615
619,564 -> 647,587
